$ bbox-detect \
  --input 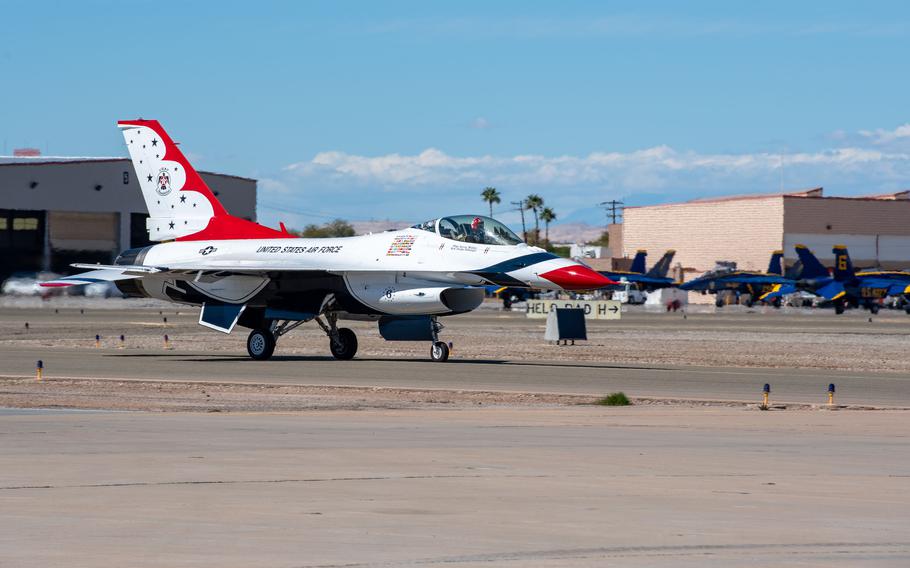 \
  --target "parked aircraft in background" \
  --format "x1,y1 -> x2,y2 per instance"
41,120 -> 615,361
599,250 -> 677,291
679,251 -> 796,307
794,244 -> 910,314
